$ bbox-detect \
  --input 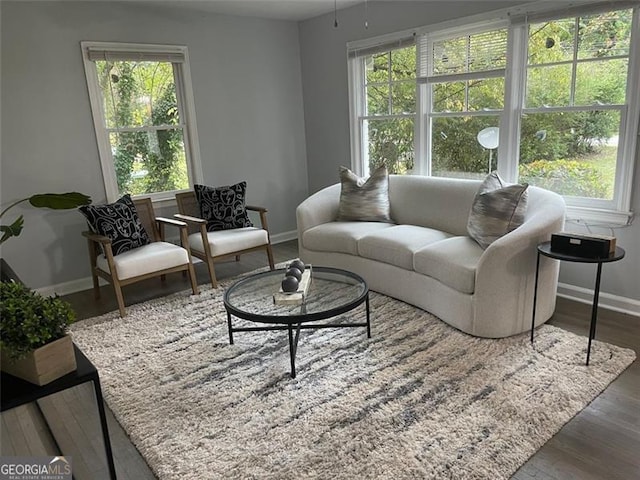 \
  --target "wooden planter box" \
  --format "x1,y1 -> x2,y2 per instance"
0,335 -> 77,385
